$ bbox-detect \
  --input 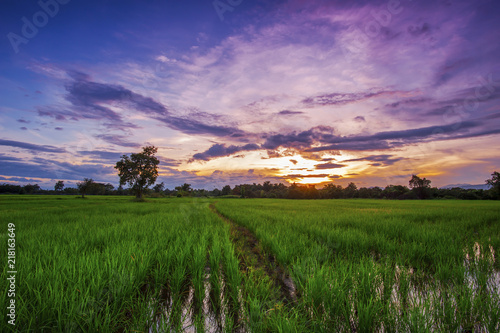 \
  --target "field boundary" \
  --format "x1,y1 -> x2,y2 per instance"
209,202 -> 297,304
